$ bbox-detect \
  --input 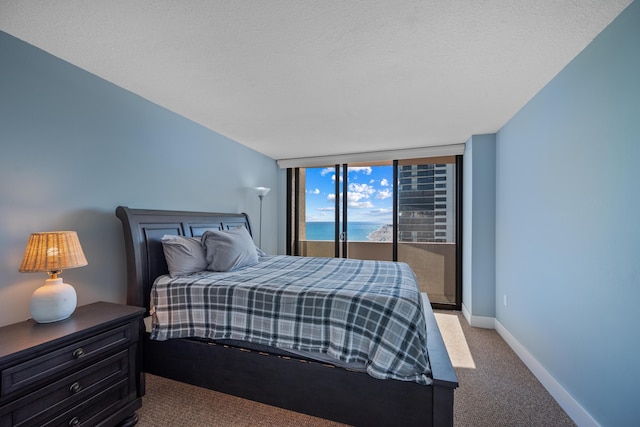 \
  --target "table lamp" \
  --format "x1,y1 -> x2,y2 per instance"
19,231 -> 88,323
